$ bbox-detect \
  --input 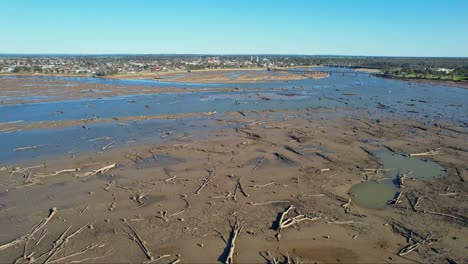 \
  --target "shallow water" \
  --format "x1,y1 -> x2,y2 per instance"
2,70 -> 467,124
350,179 -> 400,209
0,116 -> 223,163
1,68 -> 467,162
350,150 -> 447,209
374,151 -> 447,180
0,90 -> 328,123
301,145 -> 328,156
